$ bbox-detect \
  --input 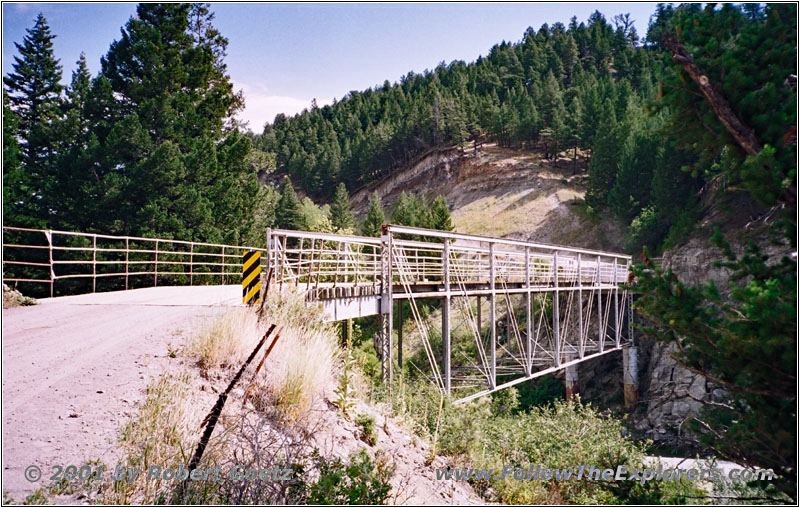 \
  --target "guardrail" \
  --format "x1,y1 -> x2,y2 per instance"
2,226 -> 268,297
